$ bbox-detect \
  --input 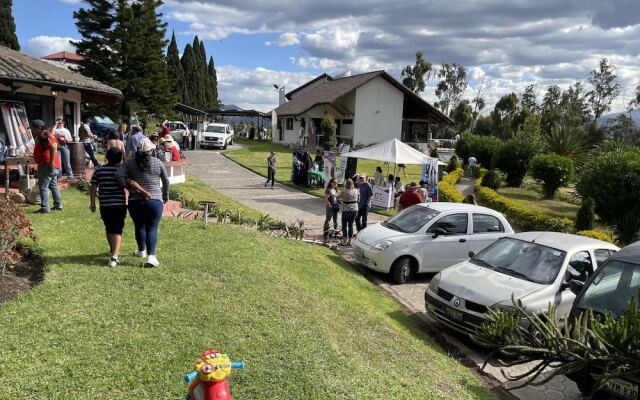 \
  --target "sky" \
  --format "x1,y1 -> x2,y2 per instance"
13,0 -> 640,114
